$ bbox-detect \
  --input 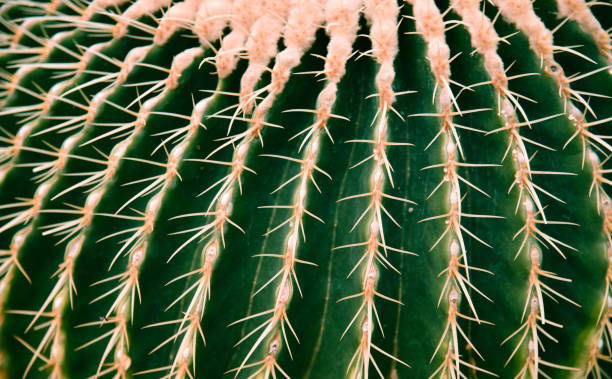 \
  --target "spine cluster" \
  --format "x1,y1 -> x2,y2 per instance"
0,0 -> 610,378
409,0 -> 500,376
337,0 -> 414,376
